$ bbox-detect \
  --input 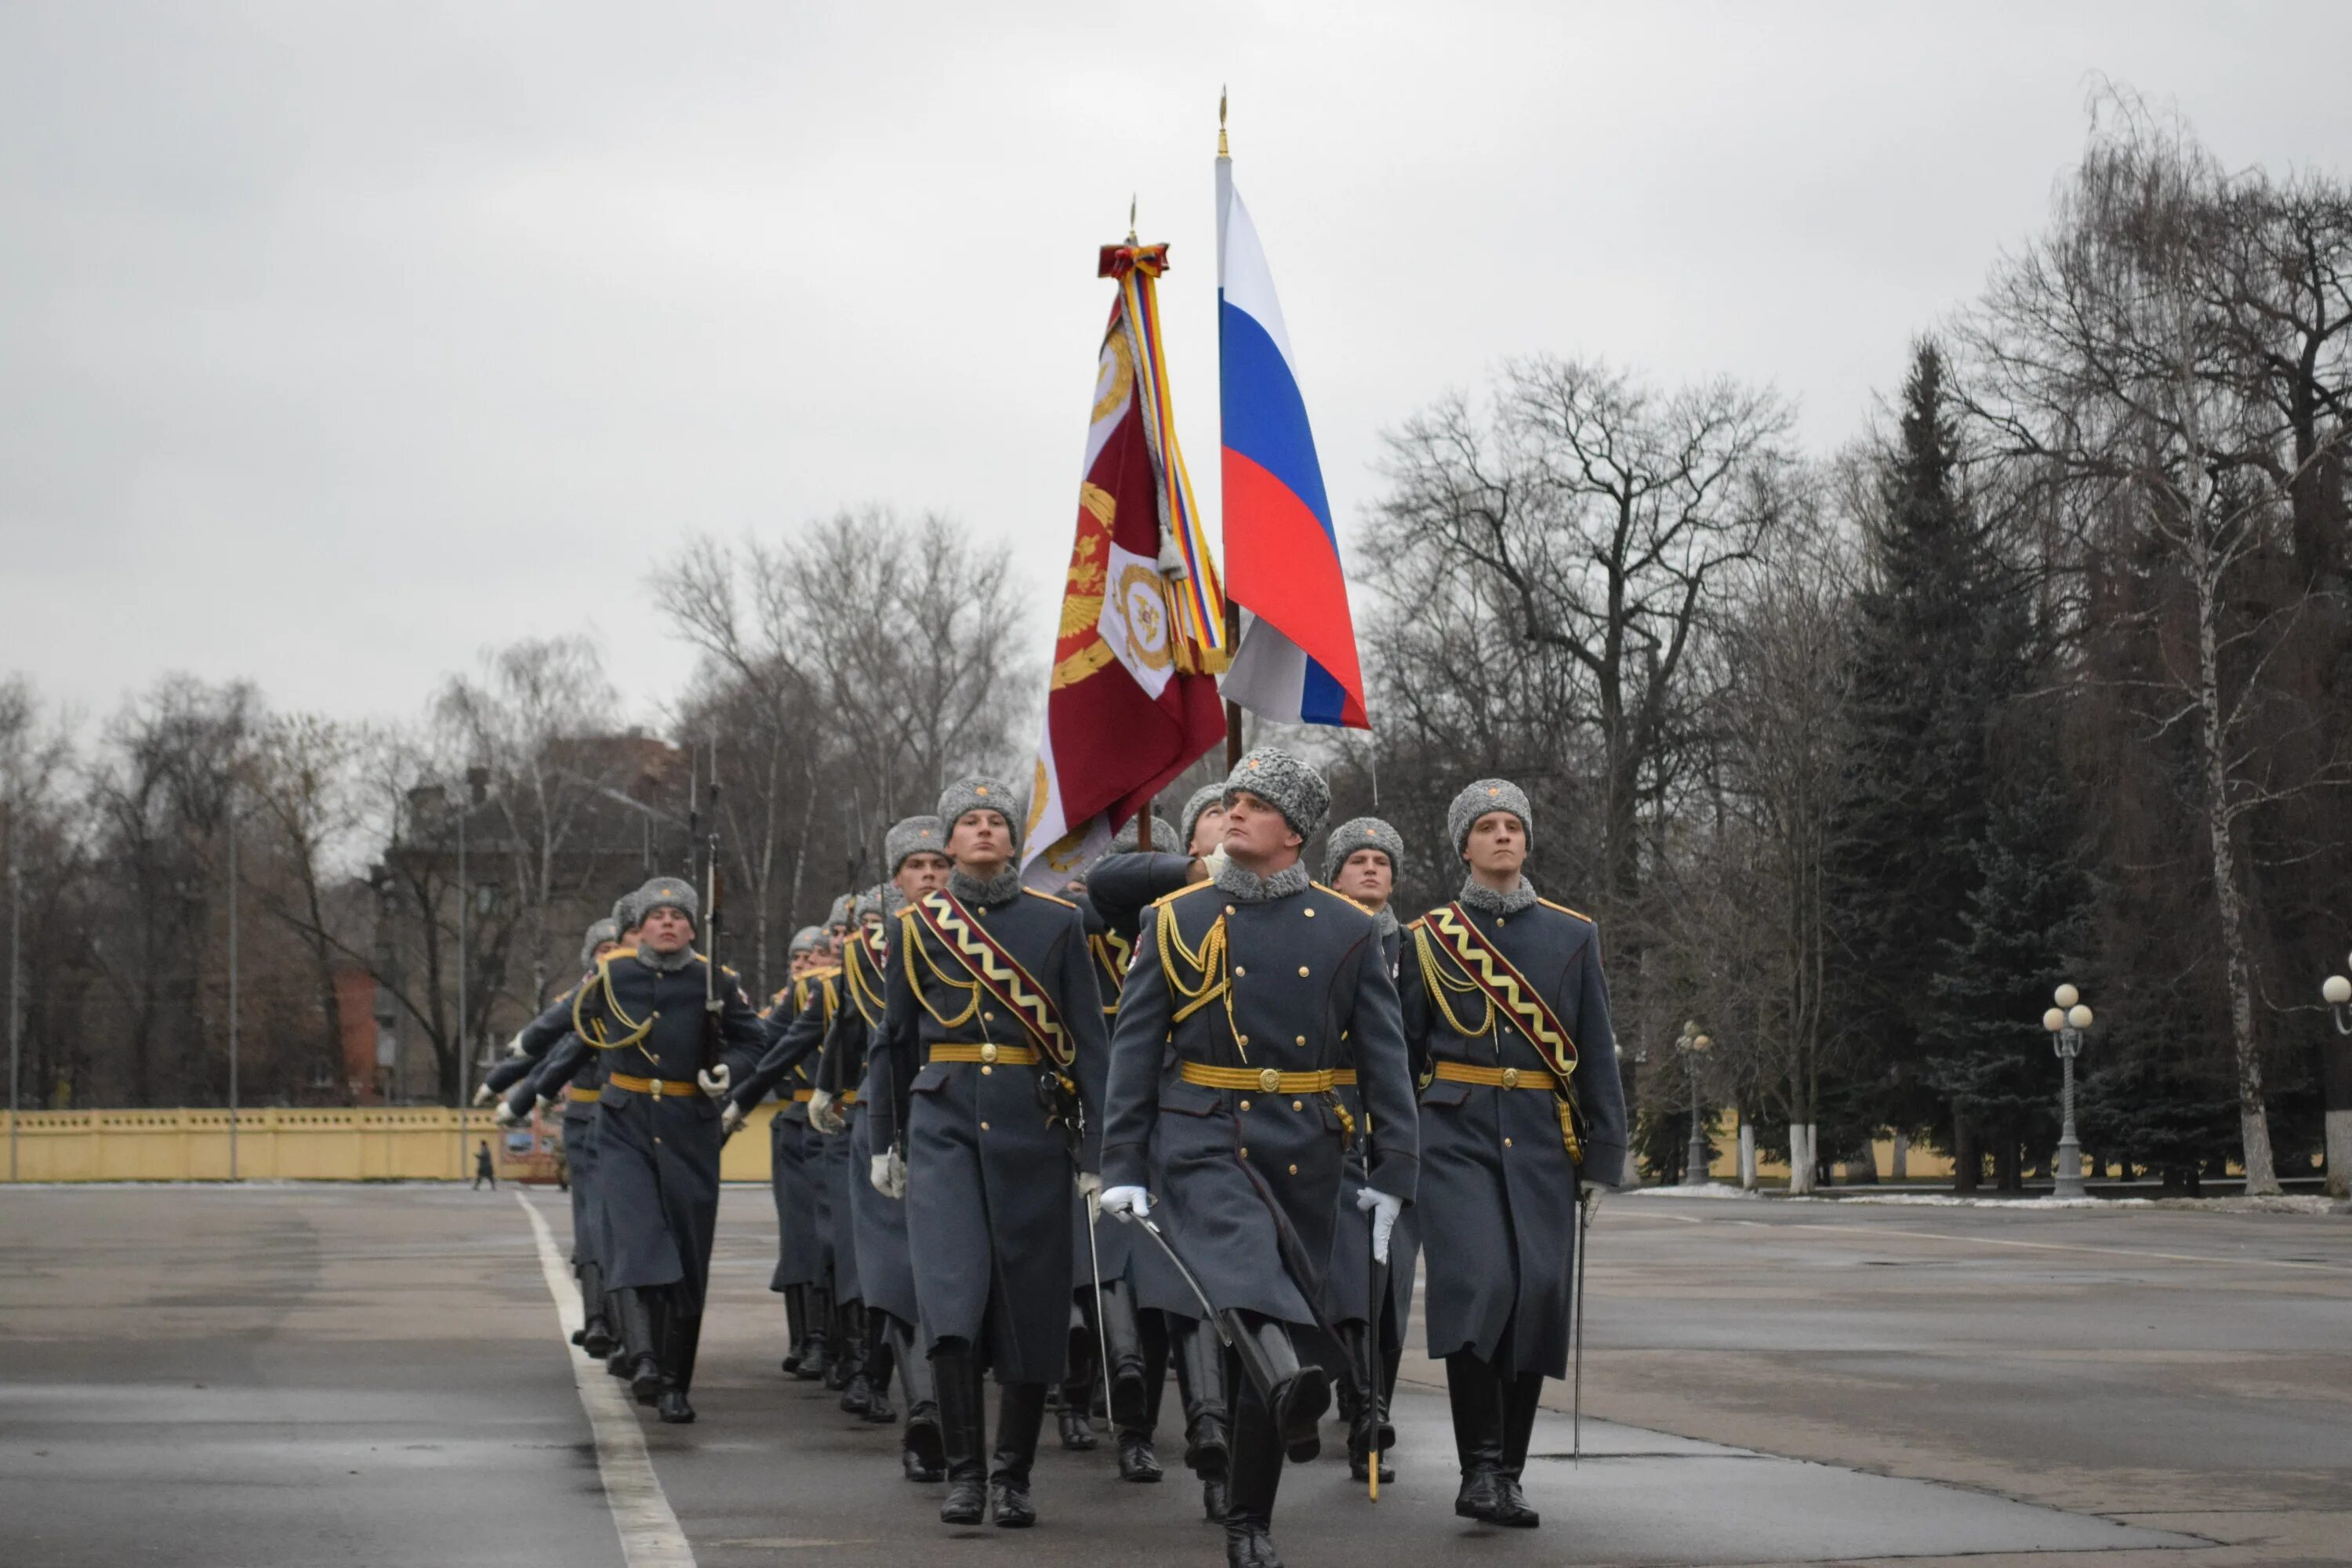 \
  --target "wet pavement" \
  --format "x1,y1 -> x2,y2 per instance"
0,1184 -> 2343,1567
